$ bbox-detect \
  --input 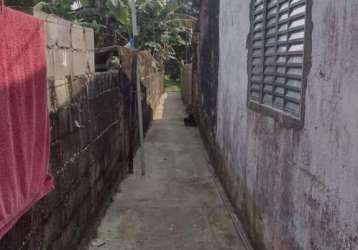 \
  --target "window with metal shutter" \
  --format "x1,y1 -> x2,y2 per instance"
248,0 -> 308,122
